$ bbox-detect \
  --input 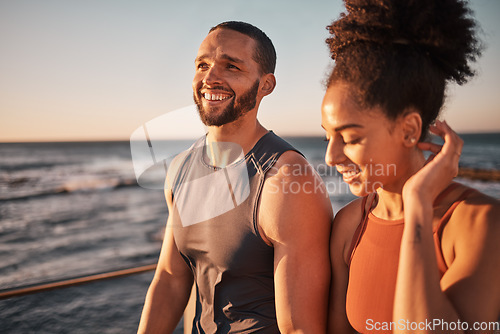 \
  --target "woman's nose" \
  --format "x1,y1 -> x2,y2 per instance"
325,137 -> 346,166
